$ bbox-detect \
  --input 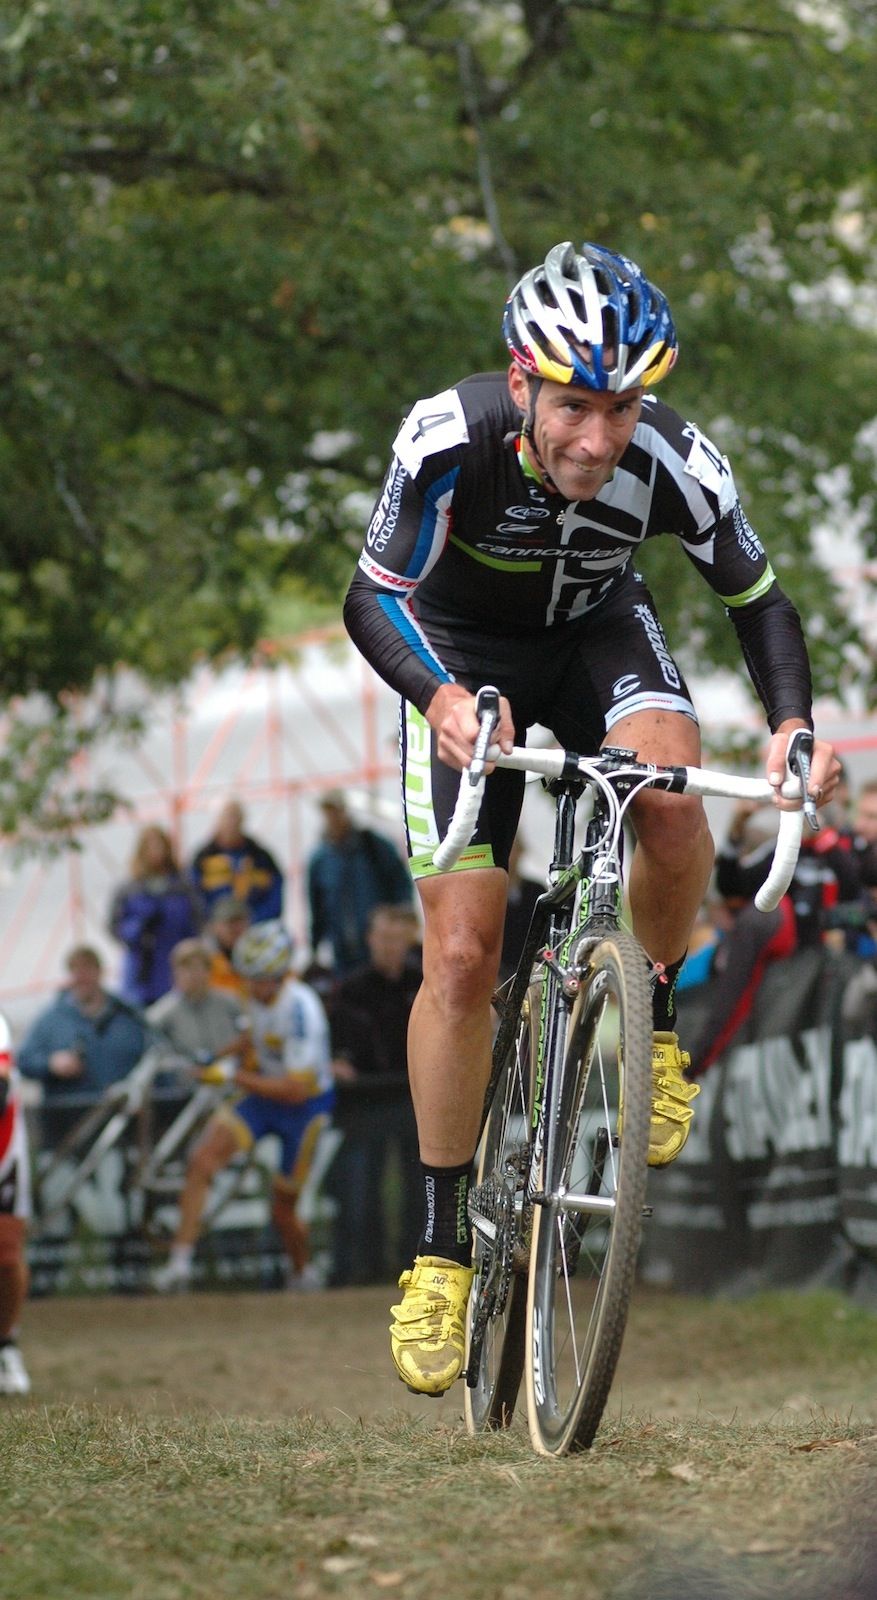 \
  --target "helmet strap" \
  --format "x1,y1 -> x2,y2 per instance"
519,376 -> 563,496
